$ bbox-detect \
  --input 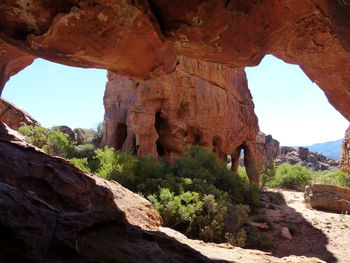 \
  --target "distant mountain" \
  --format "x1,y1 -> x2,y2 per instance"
292,139 -> 343,160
